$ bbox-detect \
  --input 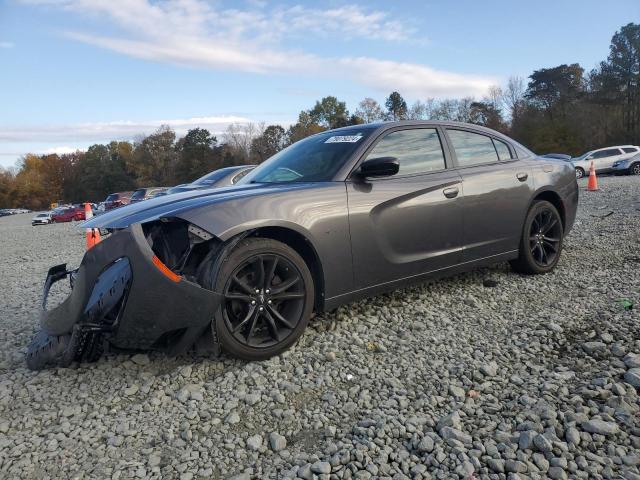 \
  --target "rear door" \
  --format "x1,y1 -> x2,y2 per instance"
591,148 -> 623,172
444,128 -> 533,262
347,126 -> 463,289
